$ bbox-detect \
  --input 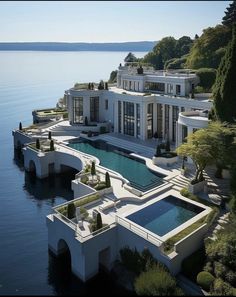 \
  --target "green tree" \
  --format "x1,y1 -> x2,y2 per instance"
96,212 -> 103,230
105,172 -> 111,188
155,145 -> 161,157
176,129 -> 214,182
97,80 -> 104,90
91,161 -> 96,176
36,138 -> 40,150
213,25 -> 236,123
124,52 -> 138,62
19,122 -> 22,130
48,131 -> 51,139
50,140 -> 54,151
134,264 -> 184,296
222,0 -> 236,27
186,25 -> 231,69
195,68 -> 217,91
108,70 -> 117,83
